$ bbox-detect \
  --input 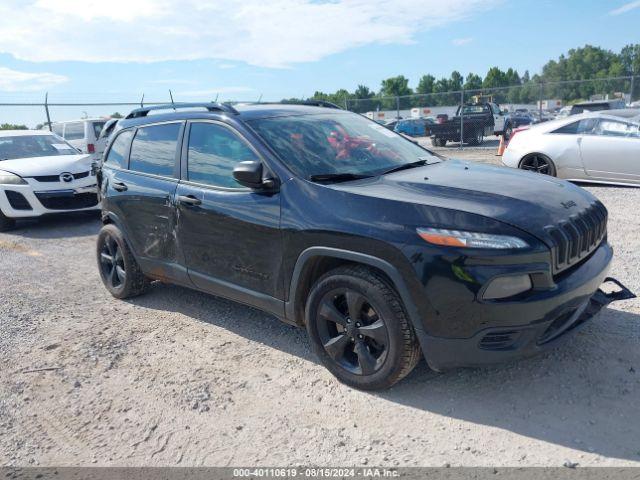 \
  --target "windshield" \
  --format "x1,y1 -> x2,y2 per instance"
0,134 -> 78,160
461,105 -> 489,115
248,112 -> 439,179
